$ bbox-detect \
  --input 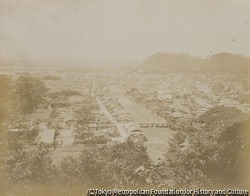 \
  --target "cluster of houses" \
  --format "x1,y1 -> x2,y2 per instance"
120,73 -> 250,132
8,94 -> 122,148
102,97 -> 132,123
120,74 -> 225,130
8,70 -> 249,153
